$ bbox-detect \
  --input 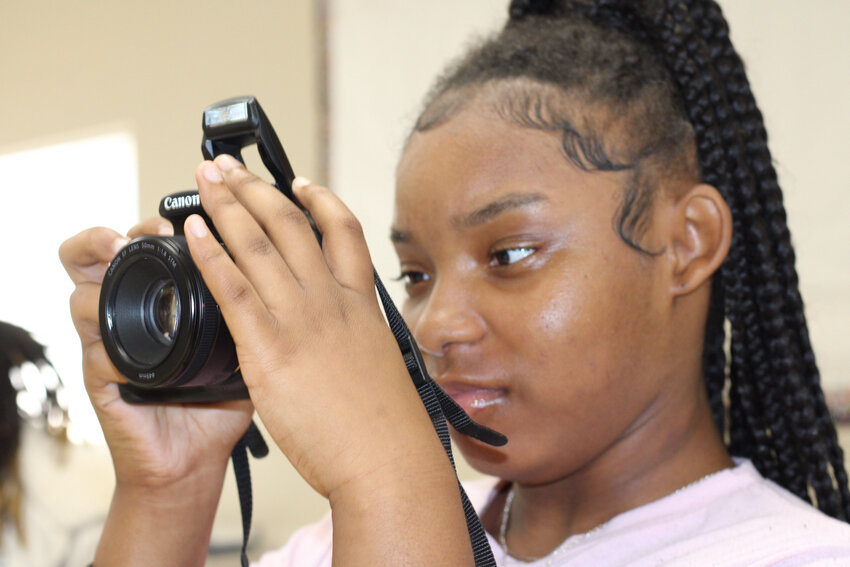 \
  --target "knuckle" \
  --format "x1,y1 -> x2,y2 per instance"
210,189 -> 239,209
82,344 -> 108,373
334,215 -> 365,239
128,216 -> 168,238
58,237 -> 73,263
69,283 -> 98,318
69,287 -> 88,316
60,227 -> 101,263
246,236 -> 274,257
70,290 -> 101,340
82,344 -> 99,367
276,204 -> 310,228
223,281 -> 253,305
197,242 -> 228,265
230,170 -> 262,193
